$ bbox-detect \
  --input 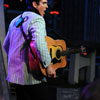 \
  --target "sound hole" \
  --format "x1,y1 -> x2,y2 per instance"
56,49 -> 61,59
